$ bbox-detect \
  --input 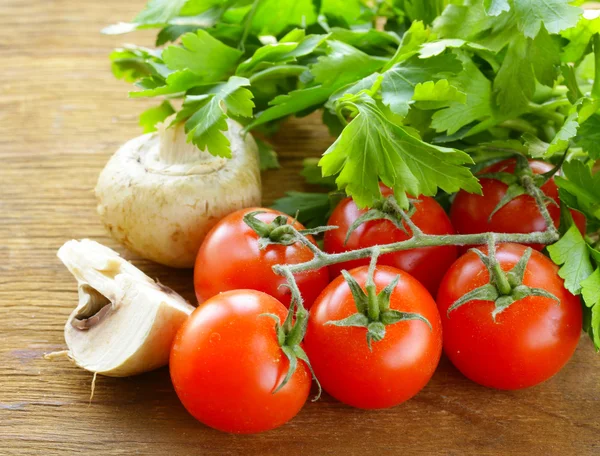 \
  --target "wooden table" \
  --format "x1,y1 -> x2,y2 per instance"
1,1 -> 599,454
